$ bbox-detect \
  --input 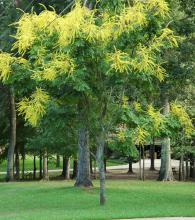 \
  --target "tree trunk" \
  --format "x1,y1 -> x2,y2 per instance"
179,156 -> 182,181
62,156 -> 70,179
143,146 -> 145,181
33,155 -> 36,180
127,156 -> 133,174
15,144 -> 20,180
96,131 -> 106,206
186,159 -> 189,180
6,89 -> 16,182
190,155 -> 195,179
75,128 -> 93,187
62,156 -> 66,178
72,160 -> 77,179
159,97 -> 173,181
39,152 -> 43,179
90,155 -> 93,174
150,140 -> 155,171
65,157 -> 70,180
104,158 -> 107,173
182,156 -> 185,181
56,154 -> 60,168
139,145 -> 142,180
94,159 -> 97,179
43,149 -> 49,180
22,153 -> 25,180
